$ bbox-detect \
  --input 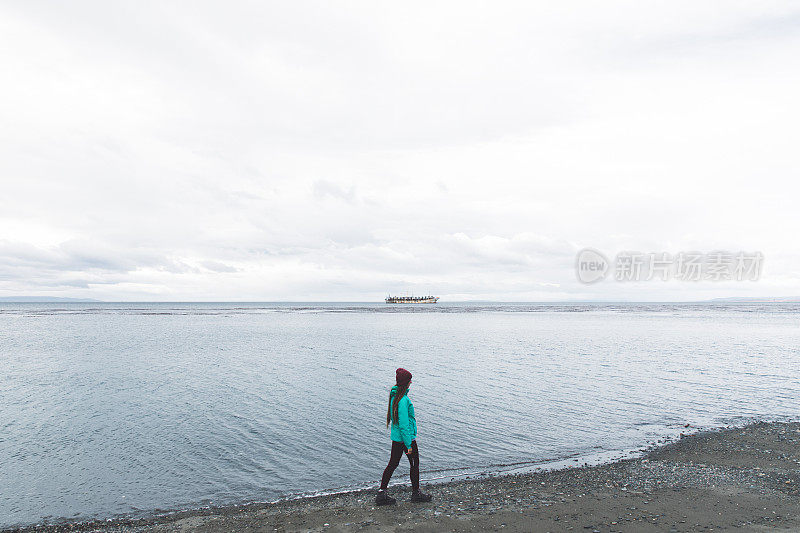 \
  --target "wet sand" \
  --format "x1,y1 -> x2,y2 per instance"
10,421 -> 800,532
